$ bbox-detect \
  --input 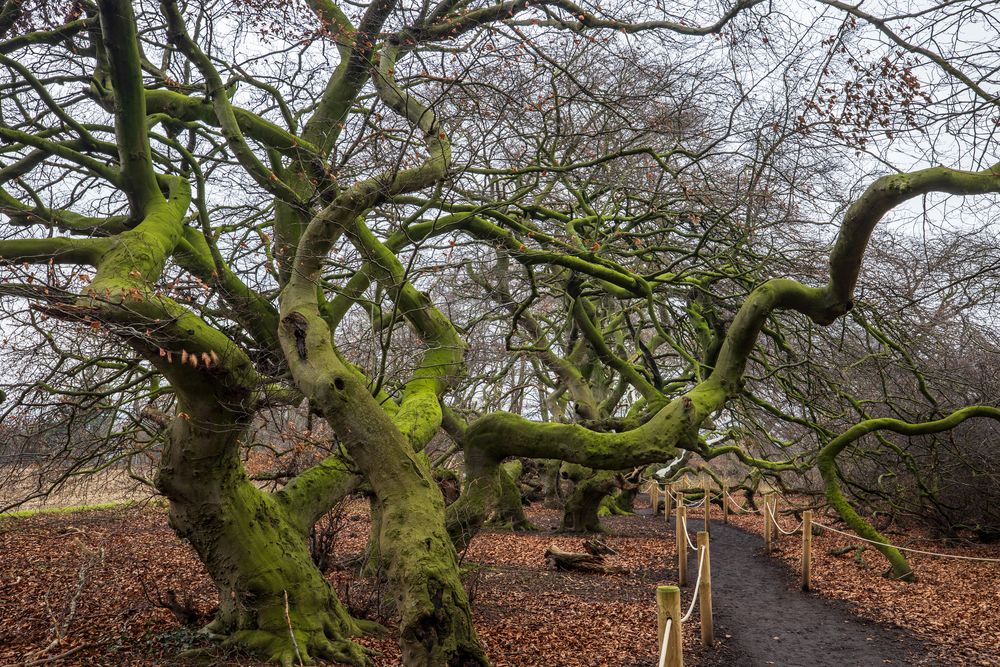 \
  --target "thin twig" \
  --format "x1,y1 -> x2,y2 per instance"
15,641 -> 100,667
283,590 -> 305,667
